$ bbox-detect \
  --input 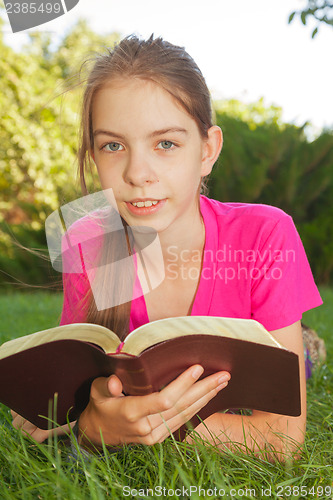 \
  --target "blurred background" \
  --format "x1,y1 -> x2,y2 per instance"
0,0 -> 332,288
